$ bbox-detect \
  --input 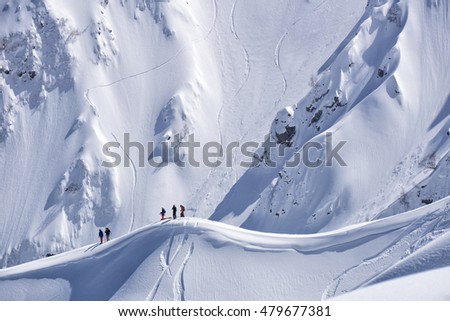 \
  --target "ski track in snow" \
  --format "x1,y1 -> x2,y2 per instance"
206,0 -> 242,179
83,0 -> 218,111
213,0 -> 250,170
83,46 -> 185,111
208,0 -> 218,39
146,231 -> 189,301
273,35 -> 287,107
322,211 -> 448,299
82,0 -> 219,226
230,0 -> 251,98
112,133 -> 137,233
84,243 -> 101,253
173,242 -> 194,301
273,0 -> 330,107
